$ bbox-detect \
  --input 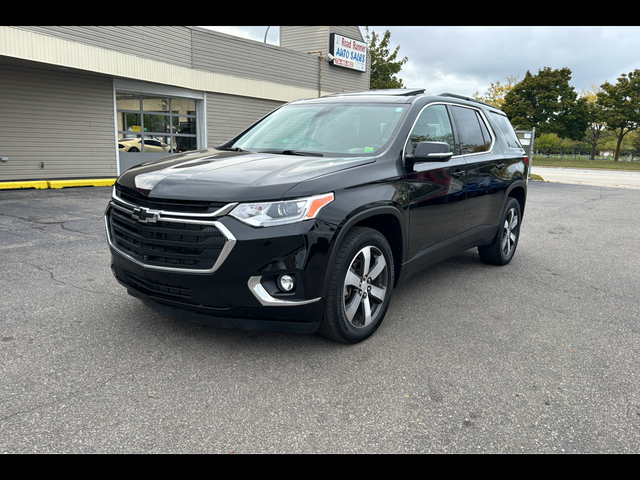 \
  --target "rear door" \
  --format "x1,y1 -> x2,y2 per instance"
449,104 -> 509,248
